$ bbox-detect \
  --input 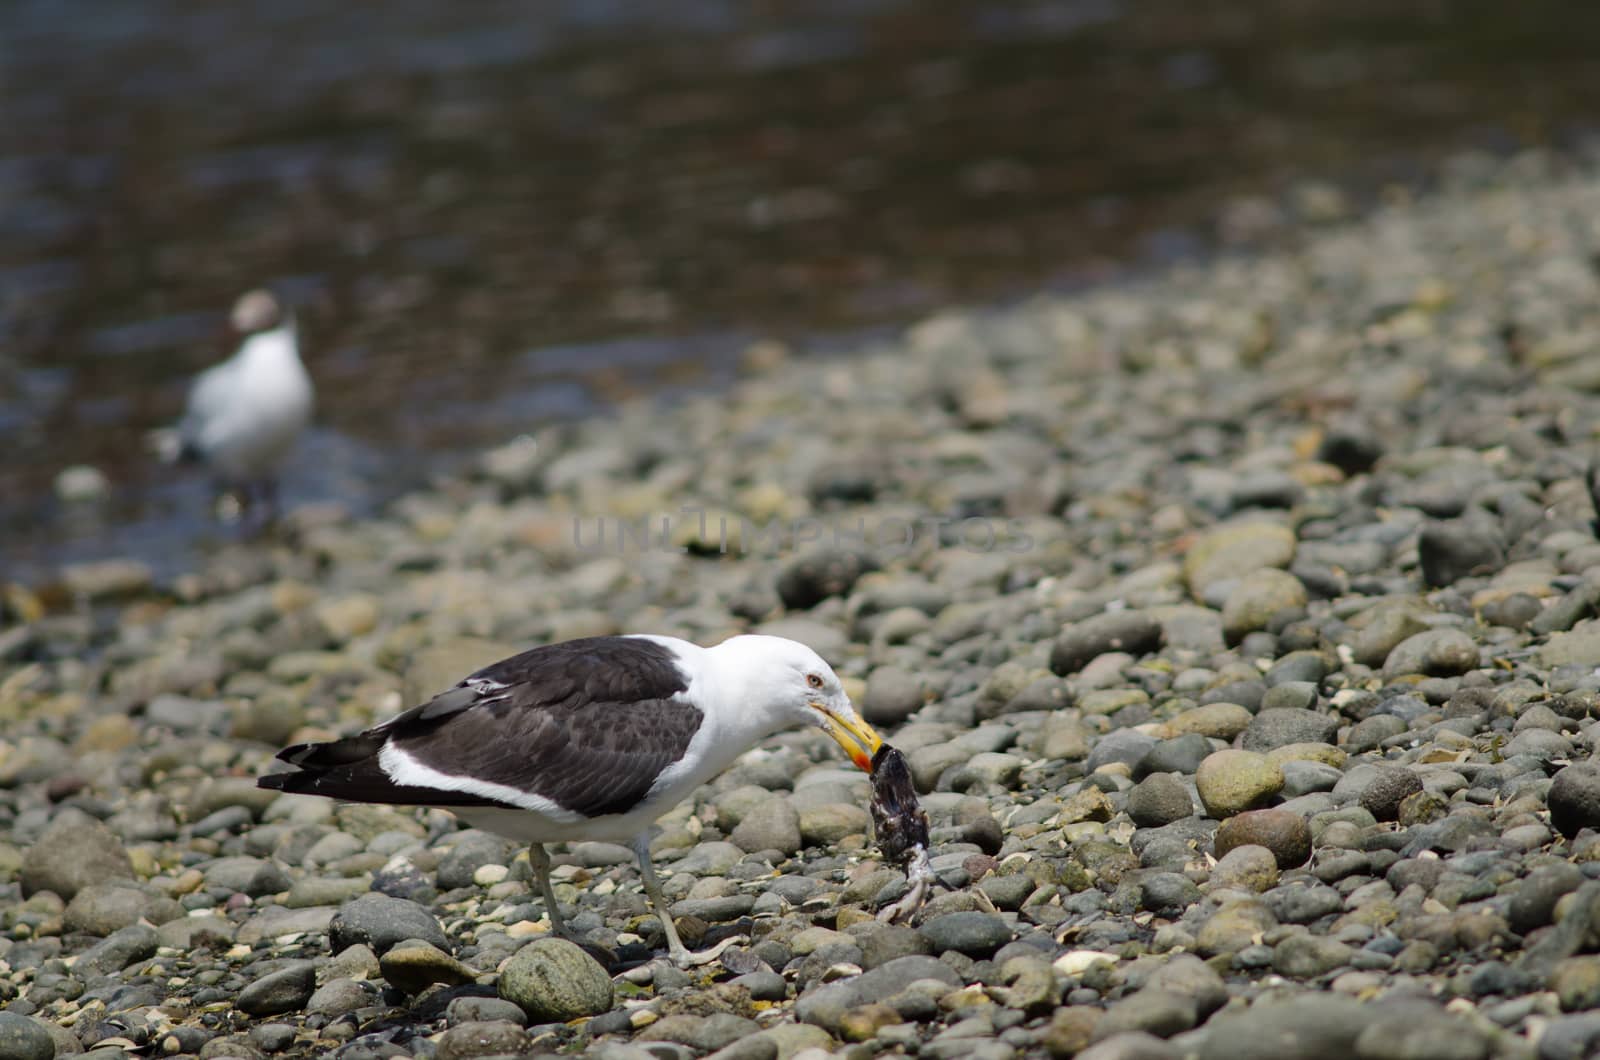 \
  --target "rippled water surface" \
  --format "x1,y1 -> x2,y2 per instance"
3,0 -> 1598,582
